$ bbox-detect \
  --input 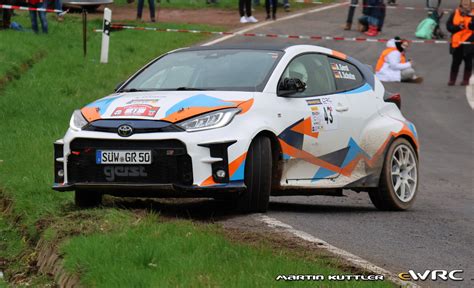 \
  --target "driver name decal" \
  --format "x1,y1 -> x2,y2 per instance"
112,104 -> 159,117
